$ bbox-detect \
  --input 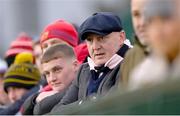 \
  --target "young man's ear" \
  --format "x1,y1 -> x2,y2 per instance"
72,60 -> 80,72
